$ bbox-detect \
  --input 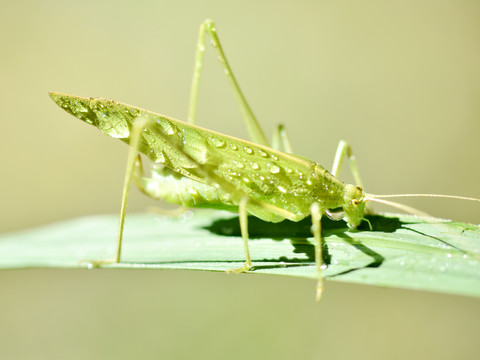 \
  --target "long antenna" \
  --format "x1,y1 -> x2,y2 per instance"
363,196 -> 431,218
363,191 -> 480,219
363,193 -> 480,258
372,193 -> 480,203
